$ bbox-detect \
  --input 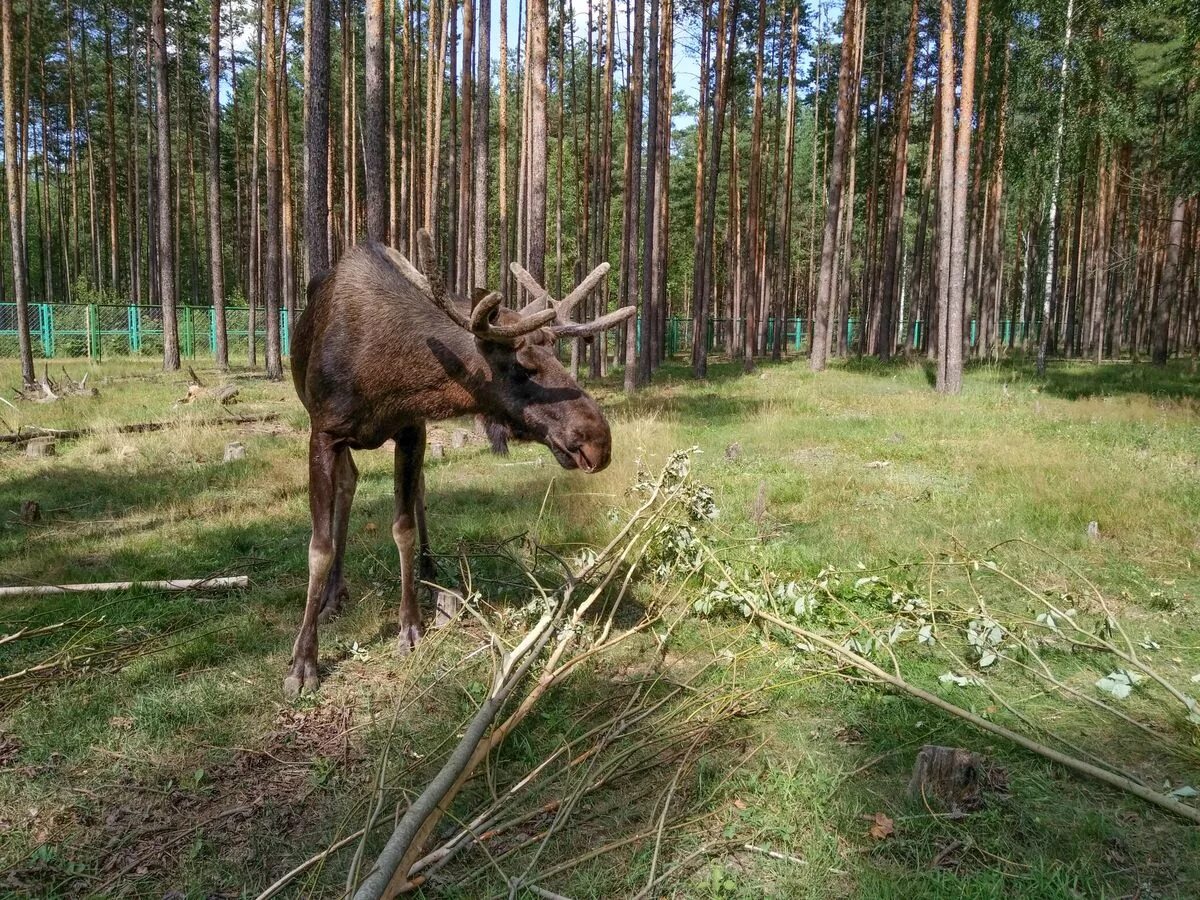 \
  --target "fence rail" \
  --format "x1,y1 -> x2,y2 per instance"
1,301 -> 1037,361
